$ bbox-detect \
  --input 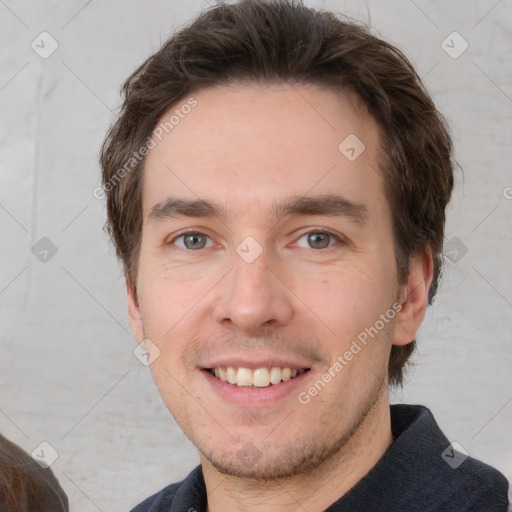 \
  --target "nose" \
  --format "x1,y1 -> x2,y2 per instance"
212,248 -> 294,333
